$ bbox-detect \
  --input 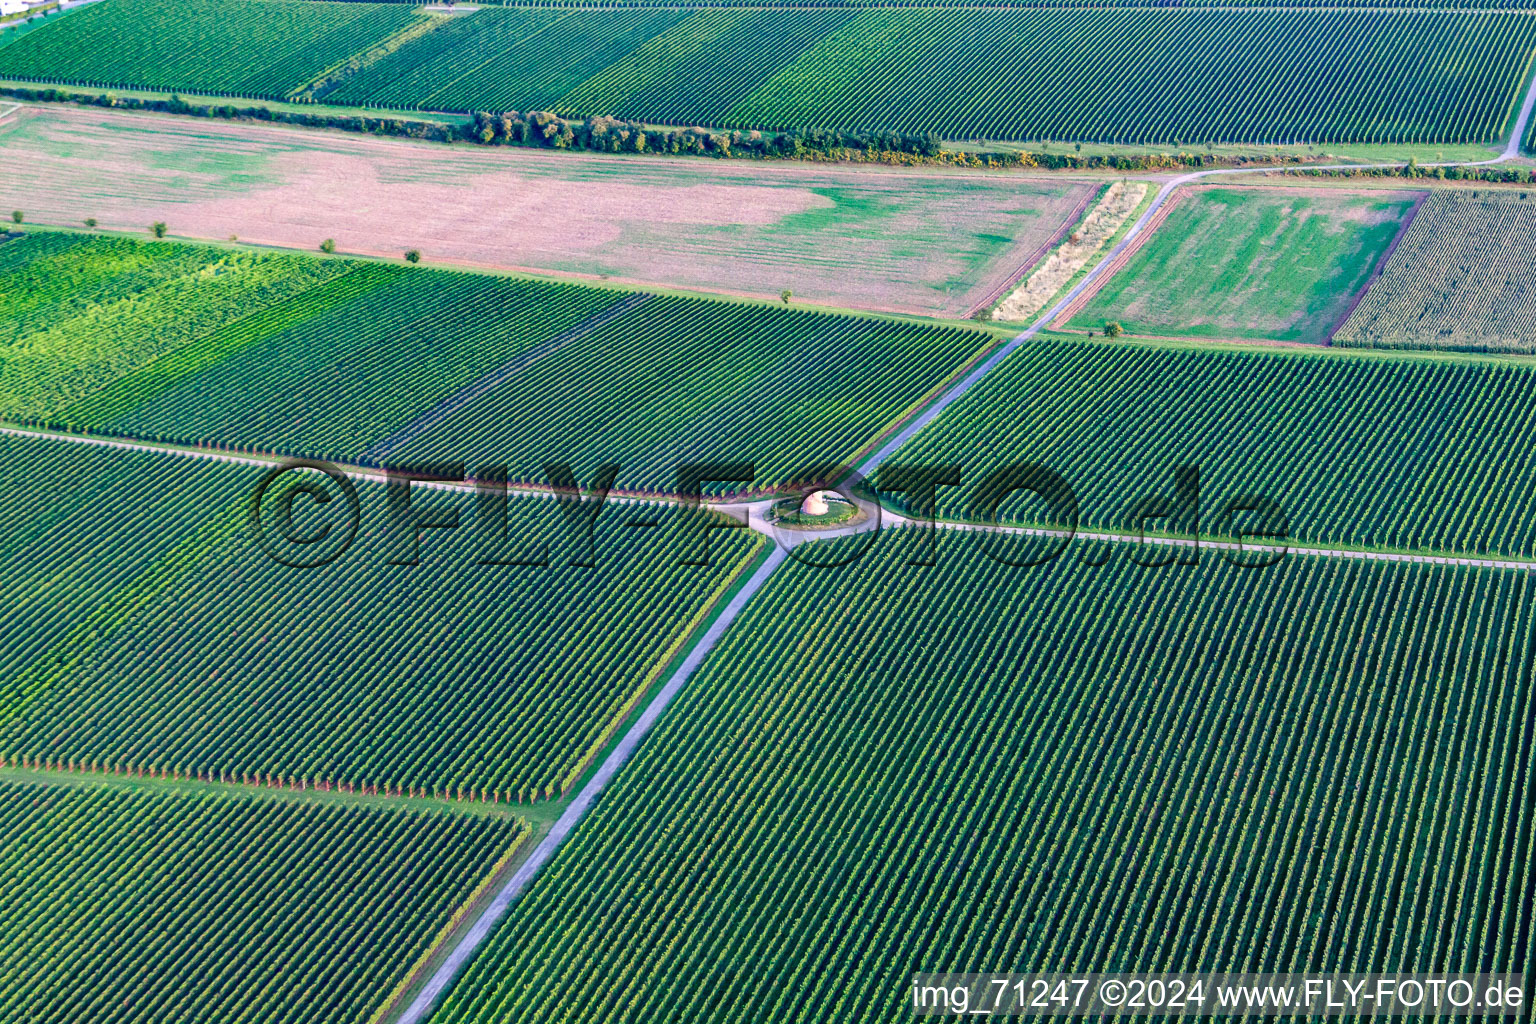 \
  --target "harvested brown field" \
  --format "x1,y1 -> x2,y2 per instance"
0,104 -> 1097,316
